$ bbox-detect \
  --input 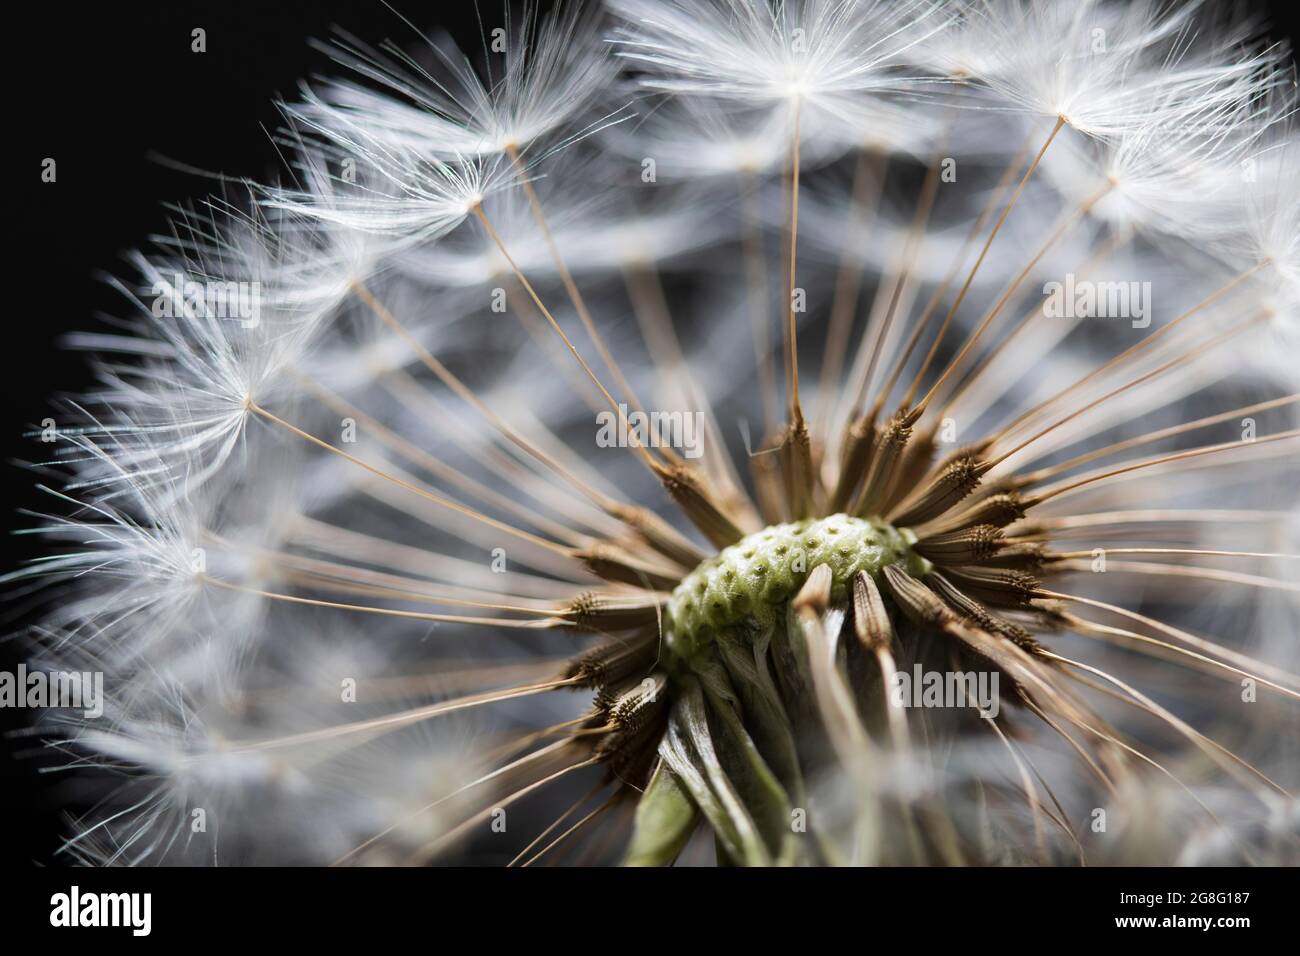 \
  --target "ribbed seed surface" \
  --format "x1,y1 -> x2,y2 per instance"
667,514 -> 928,658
